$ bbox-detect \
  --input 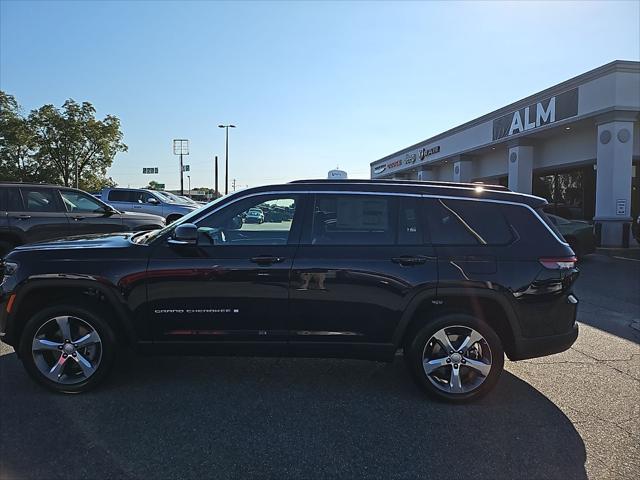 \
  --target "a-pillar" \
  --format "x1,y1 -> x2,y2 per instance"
507,144 -> 534,194
594,118 -> 635,247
